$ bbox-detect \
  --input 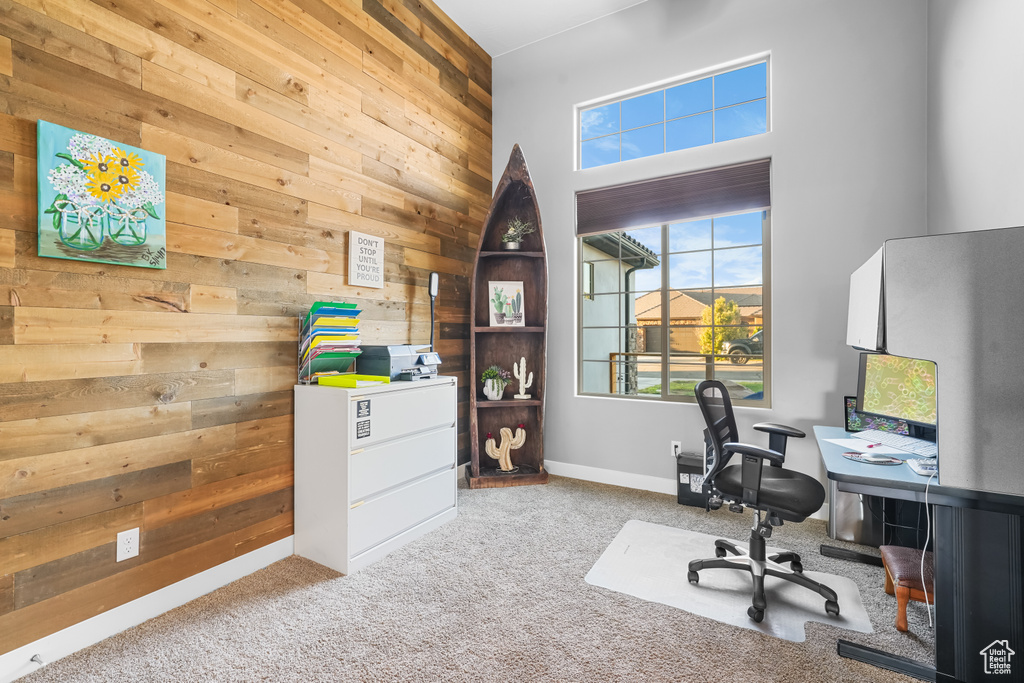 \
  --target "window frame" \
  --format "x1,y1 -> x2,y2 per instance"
576,210 -> 772,407
582,260 -> 595,300
577,57 -> 771,170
